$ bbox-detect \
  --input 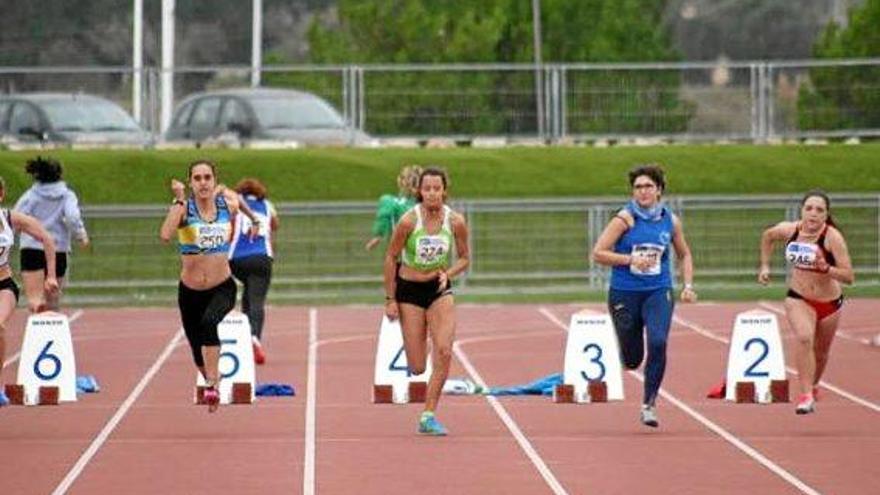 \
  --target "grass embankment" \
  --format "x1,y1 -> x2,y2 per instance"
0,143 -> 878,203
